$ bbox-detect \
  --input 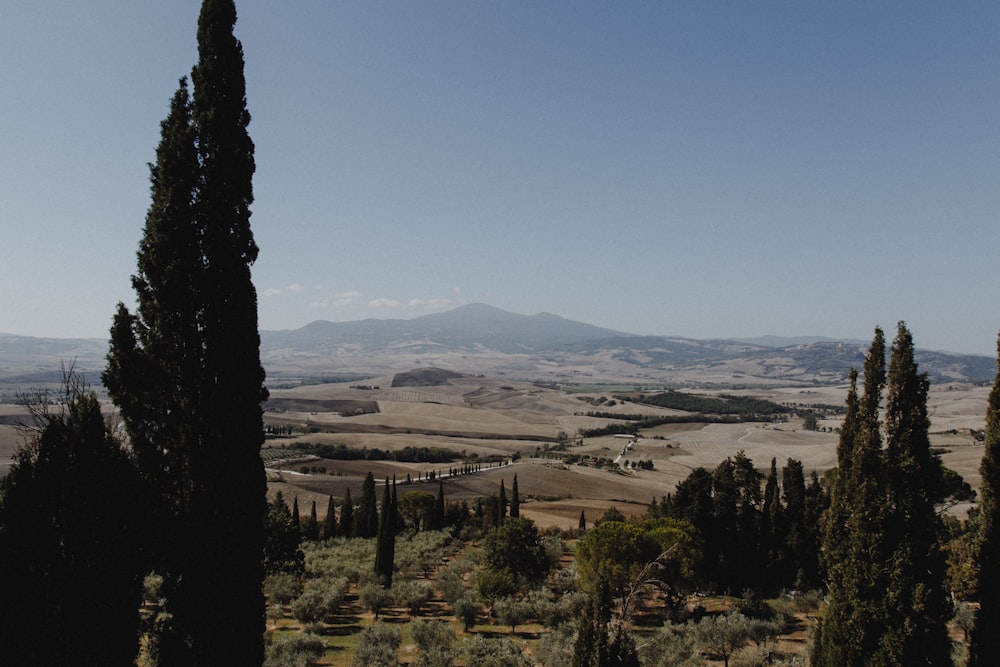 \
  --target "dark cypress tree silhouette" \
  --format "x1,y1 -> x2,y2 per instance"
0,382 -> 144,665
970,333 -> 1000,666
814,330 -> 887,667
760,457 -> 783,591
873,322 -> 951,665
340,487 -> 354,537
356,472 -> 379,538
323,495 -> 337,539
499,479 -> 508,521
302,499 -> 319,541
103,1 -> 266,662
578,510 -> 587,536
375,479 -> 396,586
263,491 -> 303,575
429,480 -> 445,531
291,496 -> 301,532
781,458 -> 809,589
510,474 -> 520,518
